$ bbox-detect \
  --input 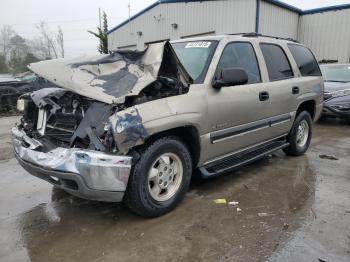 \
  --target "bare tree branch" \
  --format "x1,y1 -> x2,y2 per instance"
36,21 -> 59,59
